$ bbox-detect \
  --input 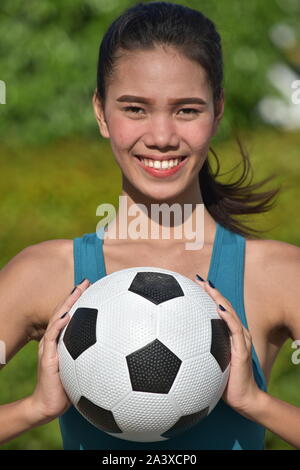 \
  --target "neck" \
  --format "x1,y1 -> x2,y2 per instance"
104,182 -> 217,249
